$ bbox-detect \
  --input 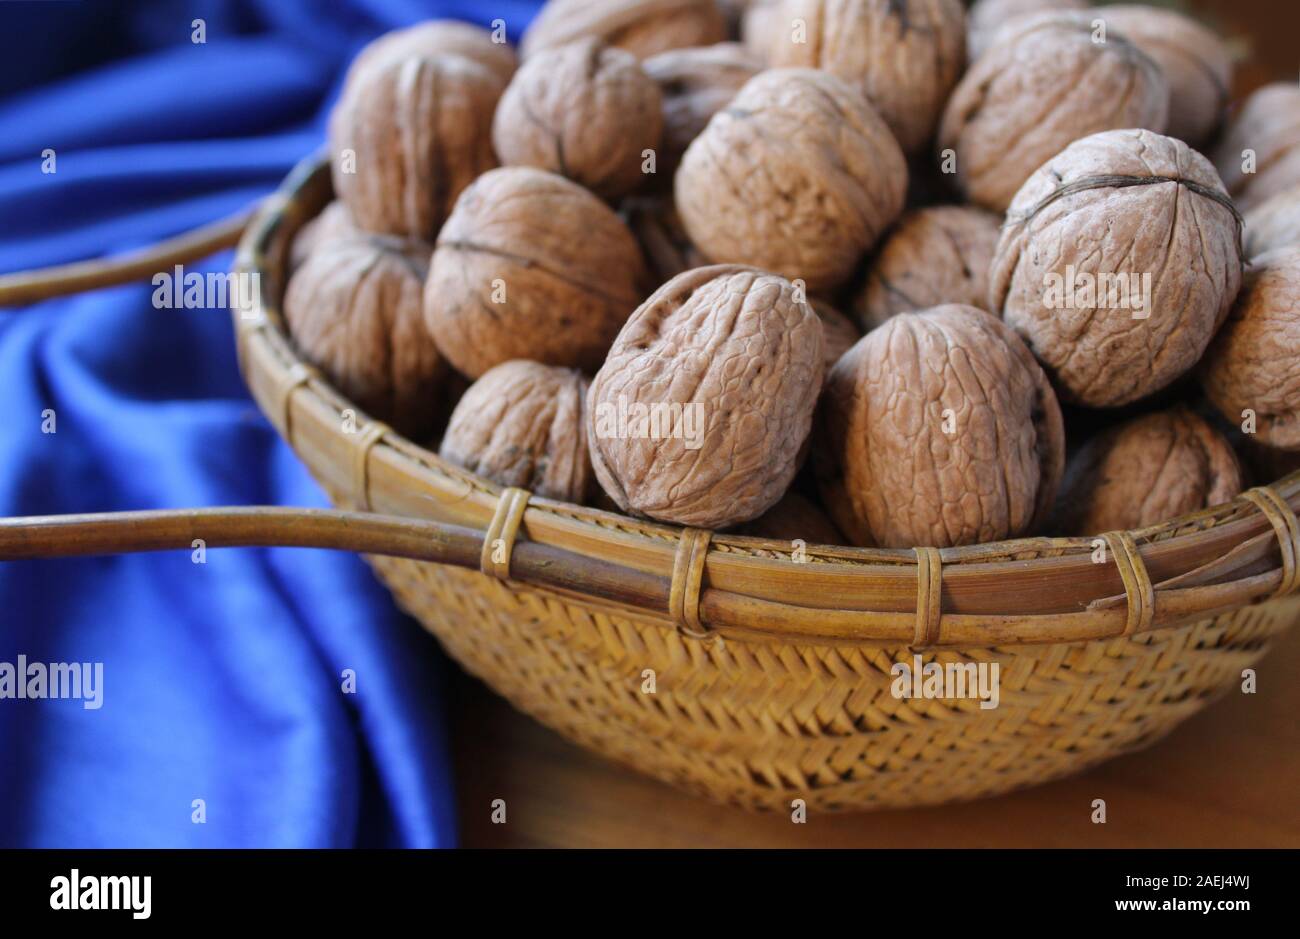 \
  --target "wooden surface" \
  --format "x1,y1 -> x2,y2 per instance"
449,623 -> 1300,848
